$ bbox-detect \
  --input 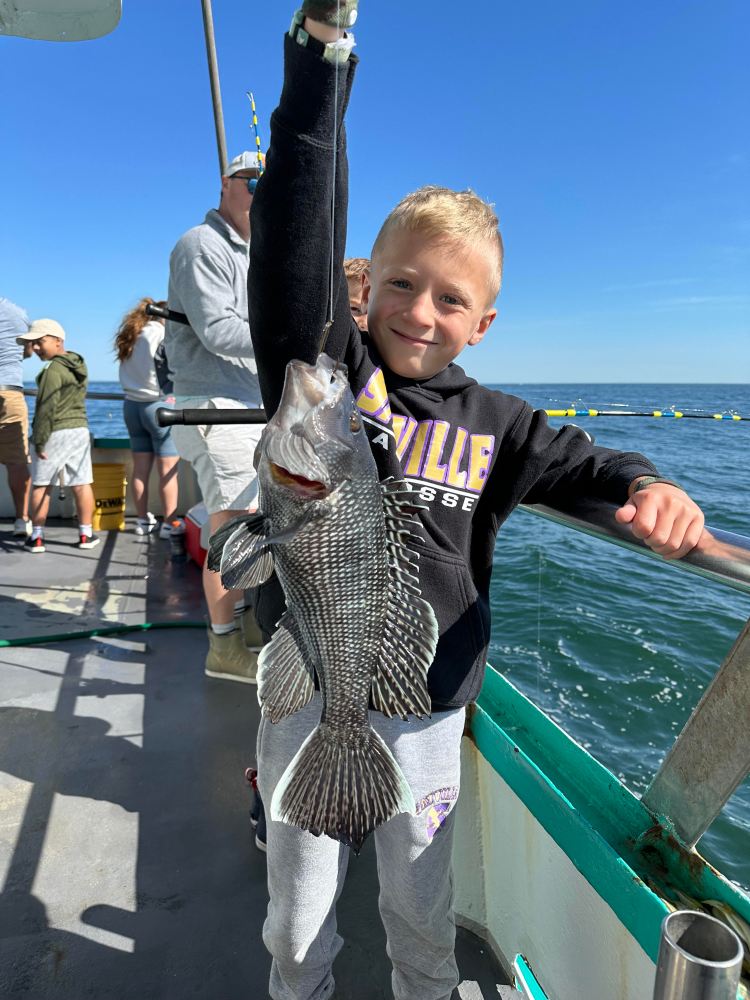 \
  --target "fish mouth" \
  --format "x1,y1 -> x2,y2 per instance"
270,462 -> 330,499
